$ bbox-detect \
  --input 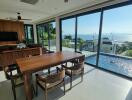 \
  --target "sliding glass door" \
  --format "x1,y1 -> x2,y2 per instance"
36,24 -> 49,49
77,13 -> 100,65
49,22 -> 56,51
99,5 -> 132,78
61,12 -> 101,65
36,21 -> 56,51
60,1 -> 132,78
24,24 -> 34,44
61,18 -> 75,51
